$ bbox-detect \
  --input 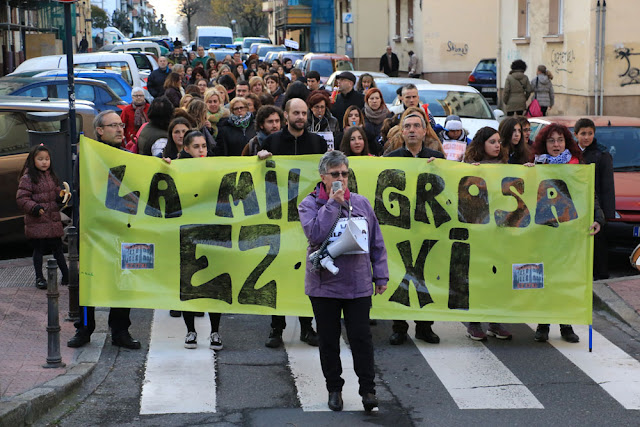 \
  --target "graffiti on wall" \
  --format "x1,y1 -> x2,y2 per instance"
550,49 -> 575,74
615,47 -> 640,86
446,41 -> 469,56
